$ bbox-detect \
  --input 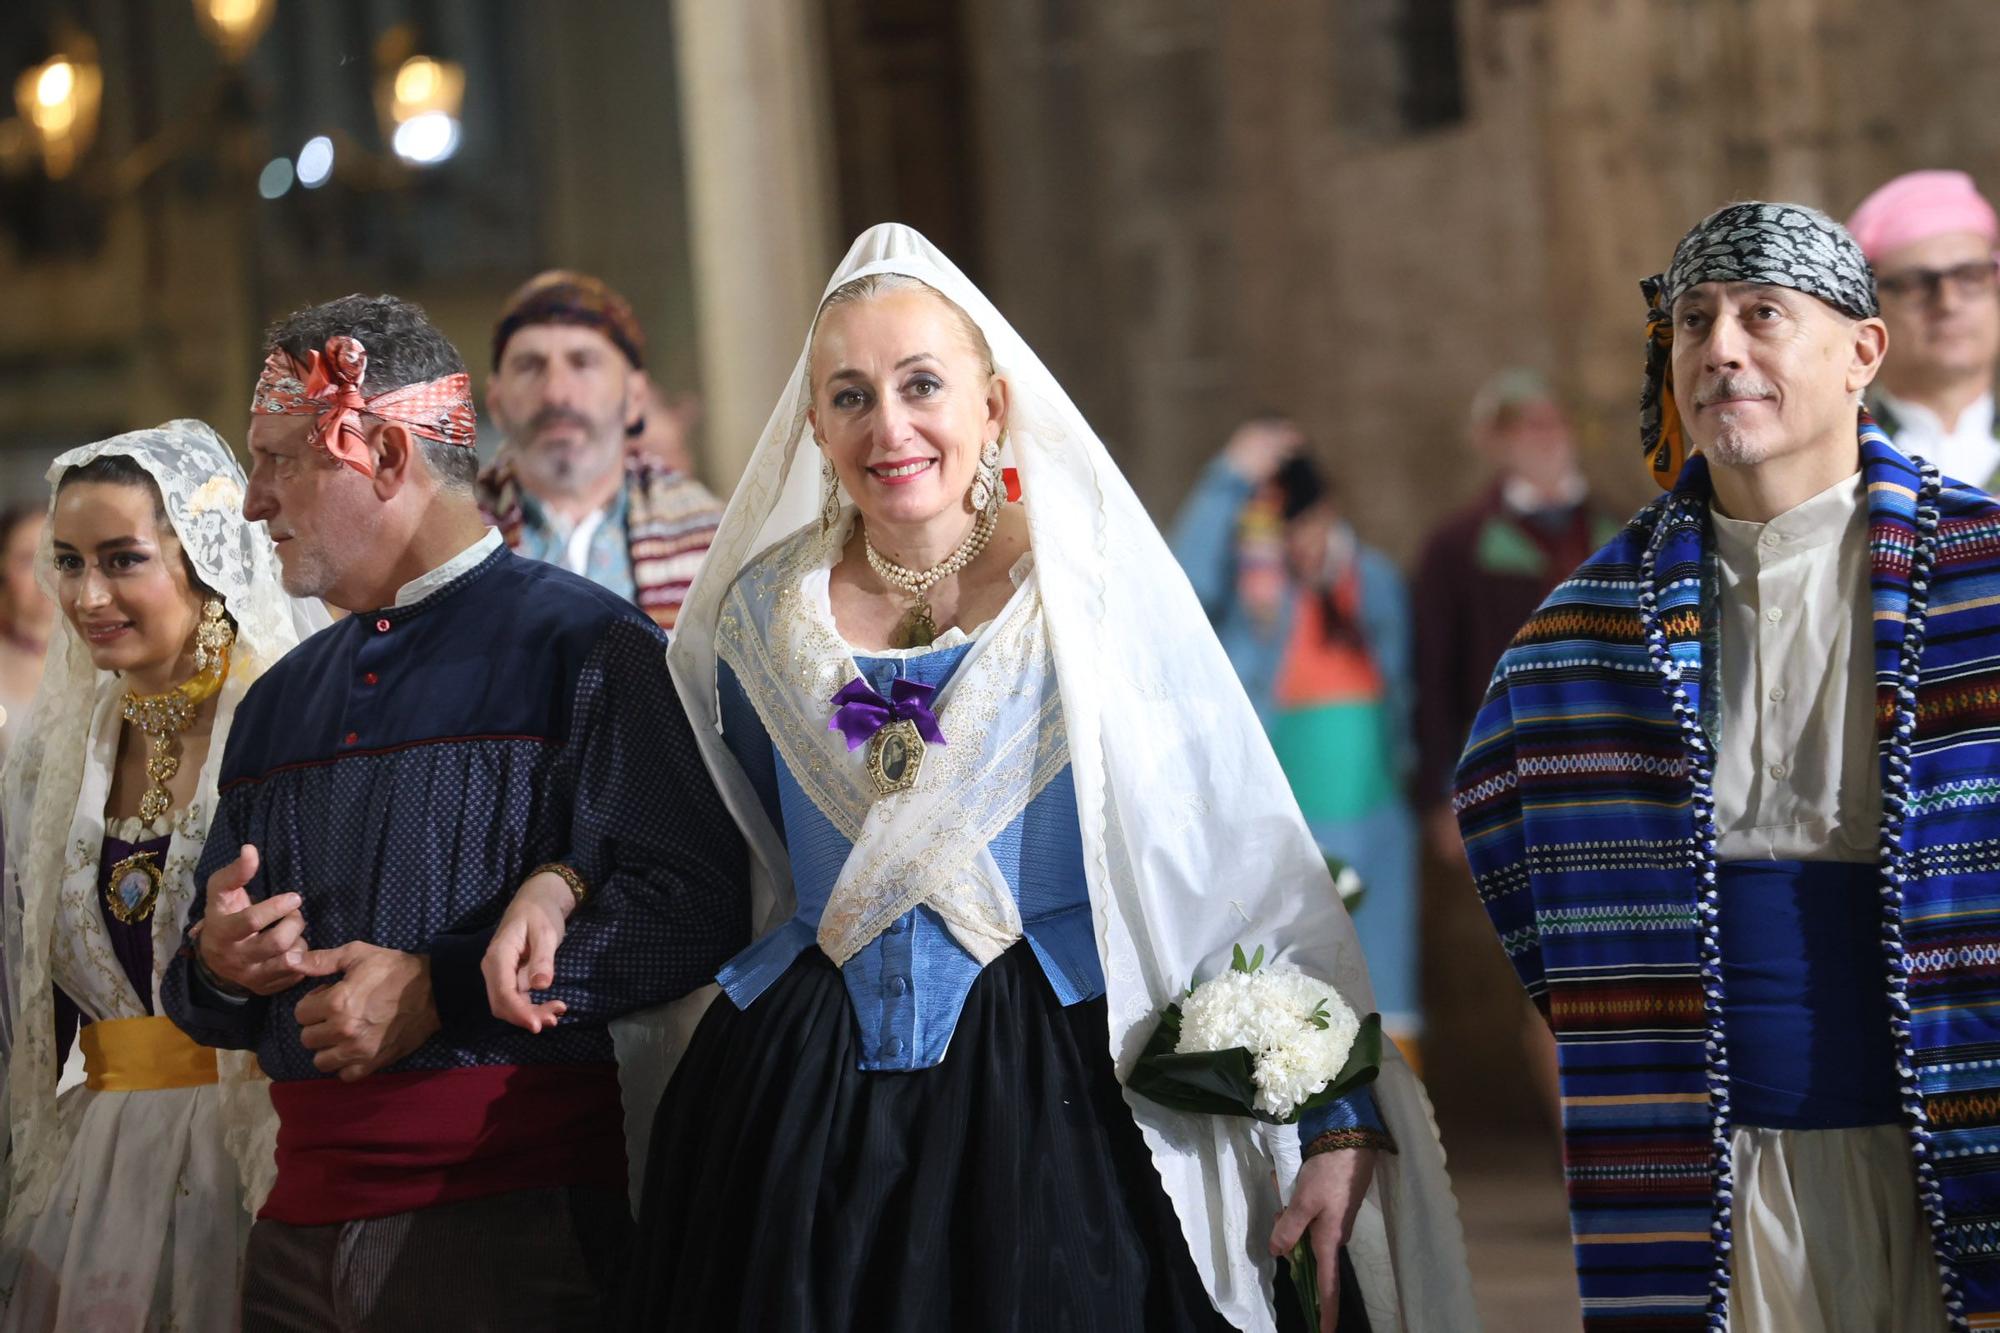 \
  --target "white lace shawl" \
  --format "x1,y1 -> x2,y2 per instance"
660,227 -> 1479,1331
0,421 -> 328,1223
